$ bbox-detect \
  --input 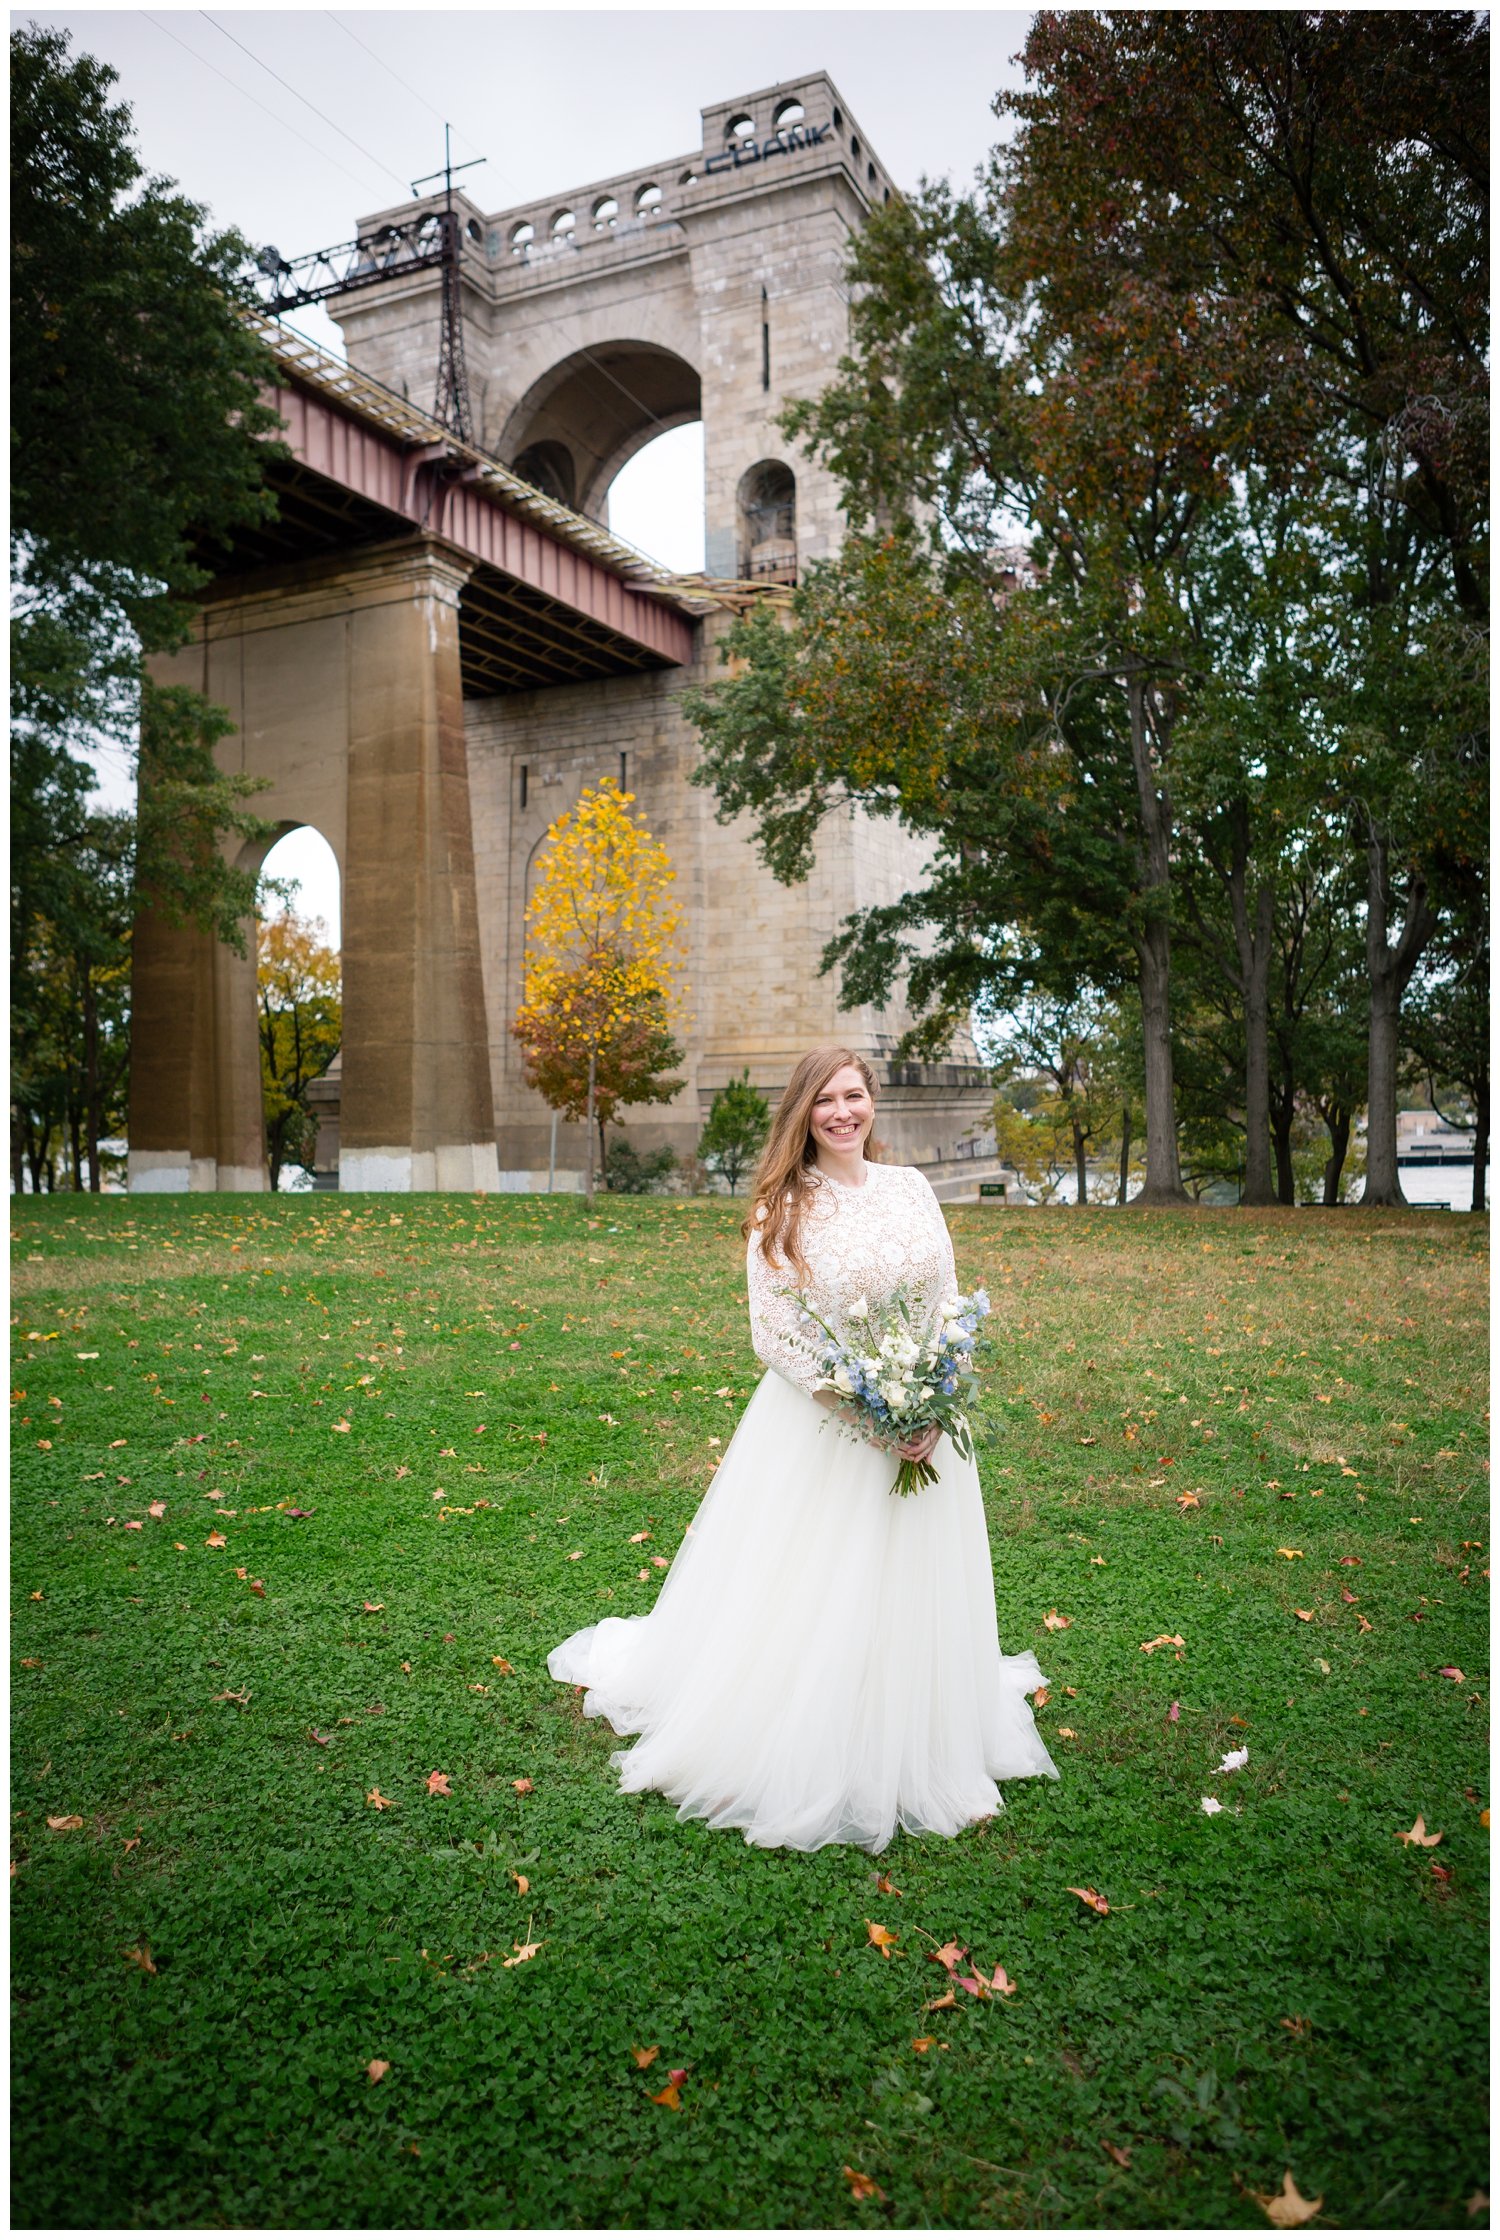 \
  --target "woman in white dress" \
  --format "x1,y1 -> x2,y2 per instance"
548,1045 -> 1058,1852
